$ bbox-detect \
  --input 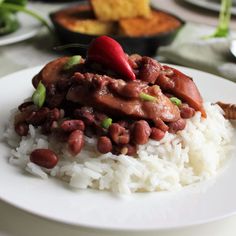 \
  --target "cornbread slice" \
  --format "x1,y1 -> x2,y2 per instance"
58,18 -> 116,35
54,5 -> 117,35
90,0 -> 151,21
119,10 -> 182,37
